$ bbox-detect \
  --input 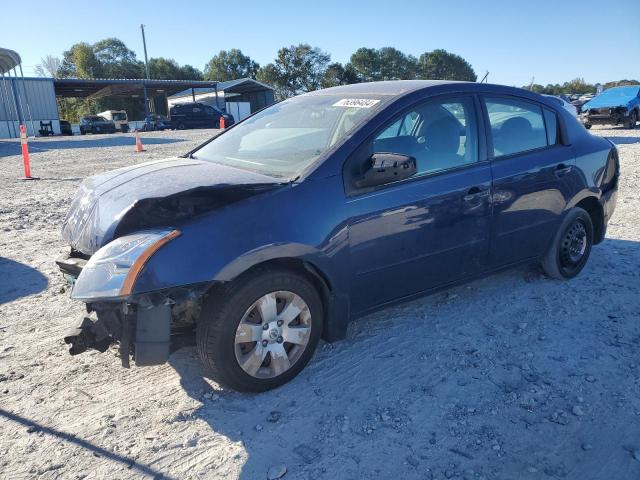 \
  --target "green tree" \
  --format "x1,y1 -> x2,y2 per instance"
178,64 -> 203,80
347,47 -> 416,82
147,57 -> 203,80
562,78 -> 594,95
92,38 -> 143,78
257,44 -> 331,99
603,79 -> 640,89
59,42 -> 102,78
149,57 -> 182,79
321,62 -> 358,88
204,49 -> 259,81
416,49 -> 476,81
